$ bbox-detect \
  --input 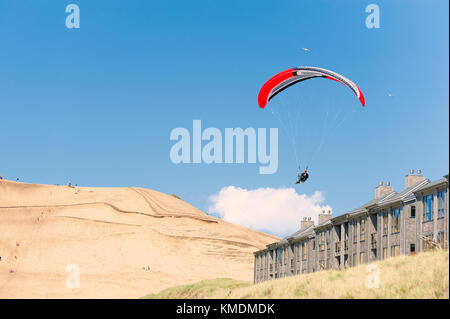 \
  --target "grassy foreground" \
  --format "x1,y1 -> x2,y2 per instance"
143,249 -> 449,299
